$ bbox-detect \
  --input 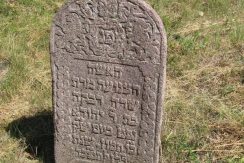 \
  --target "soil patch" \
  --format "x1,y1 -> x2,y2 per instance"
0,60 -> 8,81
